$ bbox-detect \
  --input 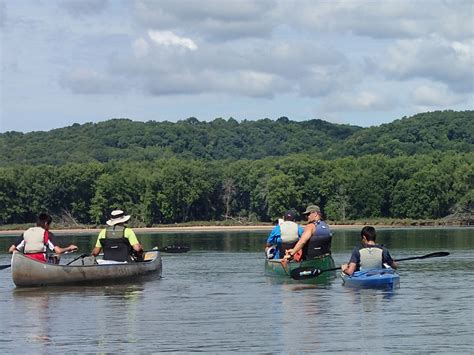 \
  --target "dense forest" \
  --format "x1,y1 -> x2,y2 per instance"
1,110 -> 472,165
0,110 -> 472,225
